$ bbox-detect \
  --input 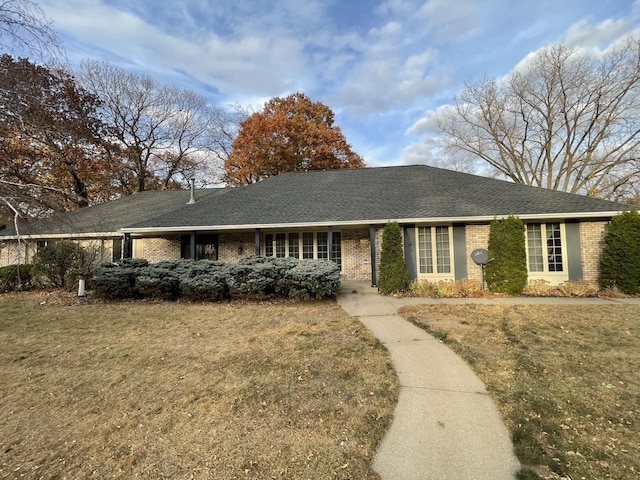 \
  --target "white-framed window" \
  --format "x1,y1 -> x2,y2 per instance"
417,226 -> 453,276
263,231 -> 342,269
526,223 -> 565,273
